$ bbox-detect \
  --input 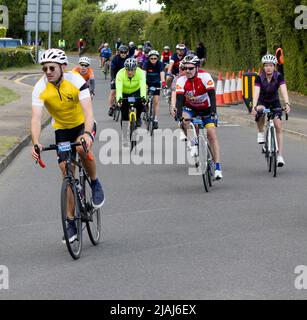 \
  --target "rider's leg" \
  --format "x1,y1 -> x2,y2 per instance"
274,118 -> 283,155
